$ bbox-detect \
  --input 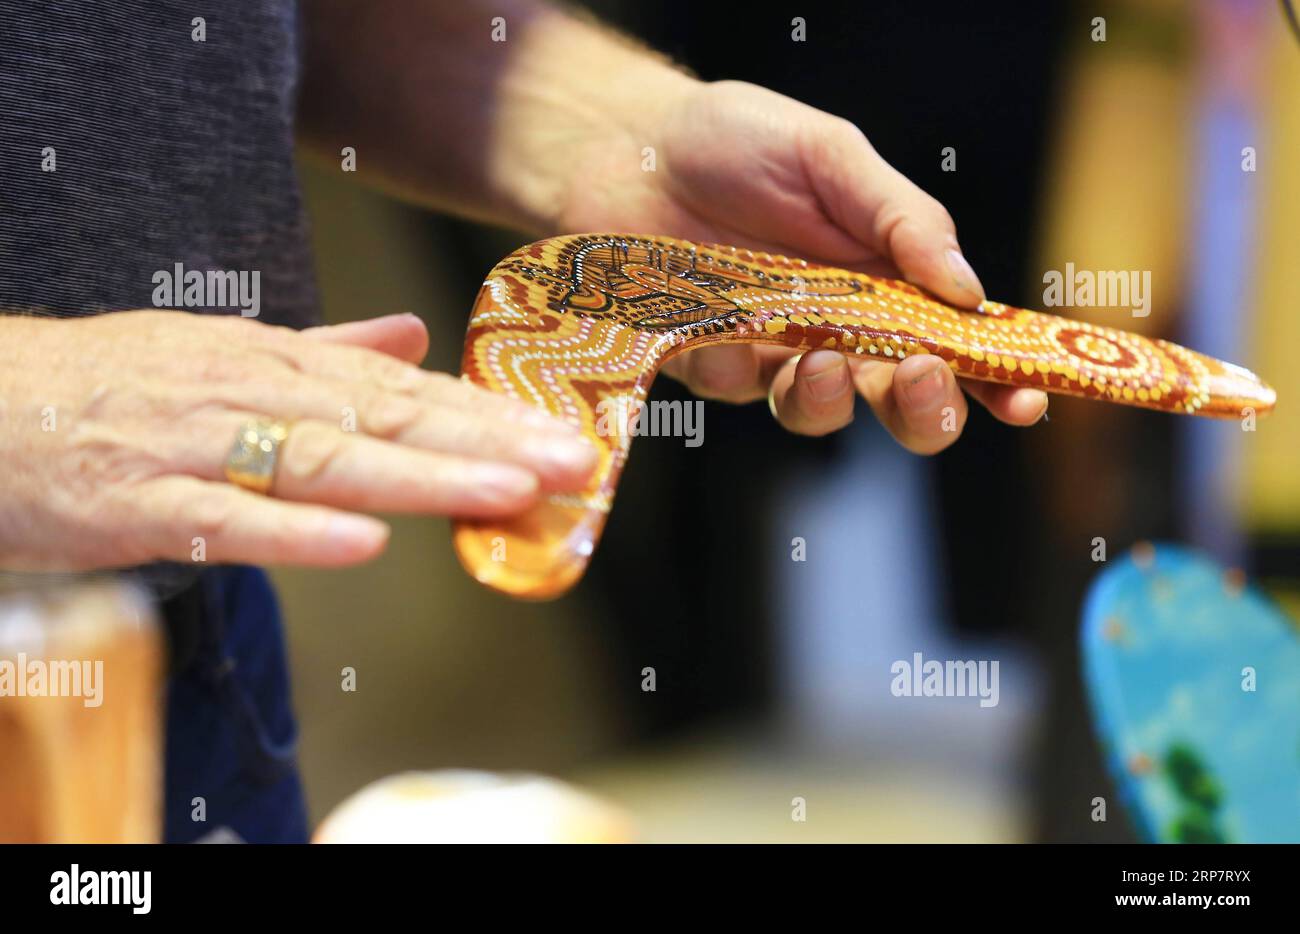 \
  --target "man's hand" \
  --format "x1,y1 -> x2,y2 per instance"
0,312 -> 595,570
558,80 -> 1050,451
300,2 -> 1048,452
